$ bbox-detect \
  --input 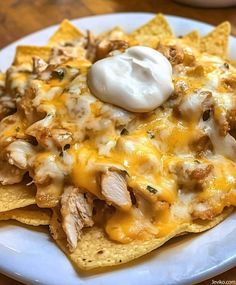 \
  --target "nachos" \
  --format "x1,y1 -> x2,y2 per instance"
0,15 -> 235,271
